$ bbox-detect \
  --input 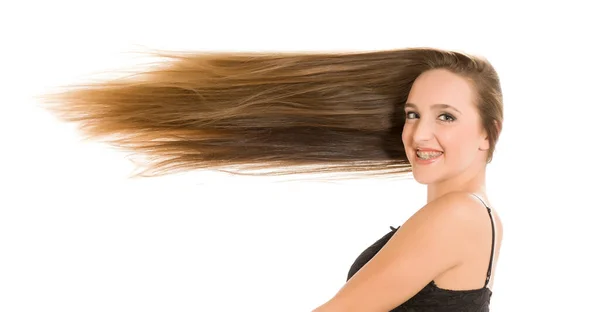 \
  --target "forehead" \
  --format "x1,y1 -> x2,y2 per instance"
407,69 -> 475,109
